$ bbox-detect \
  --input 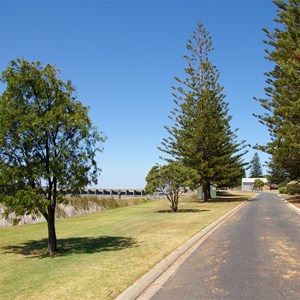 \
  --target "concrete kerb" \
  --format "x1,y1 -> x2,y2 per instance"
115,196 -> 255,300
281,194 -> 300,215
